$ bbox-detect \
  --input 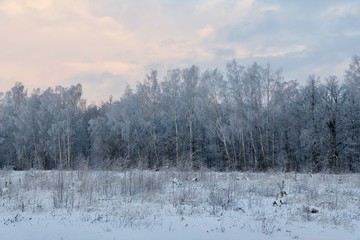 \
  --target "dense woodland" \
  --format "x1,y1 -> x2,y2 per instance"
0,56 -> 360,172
